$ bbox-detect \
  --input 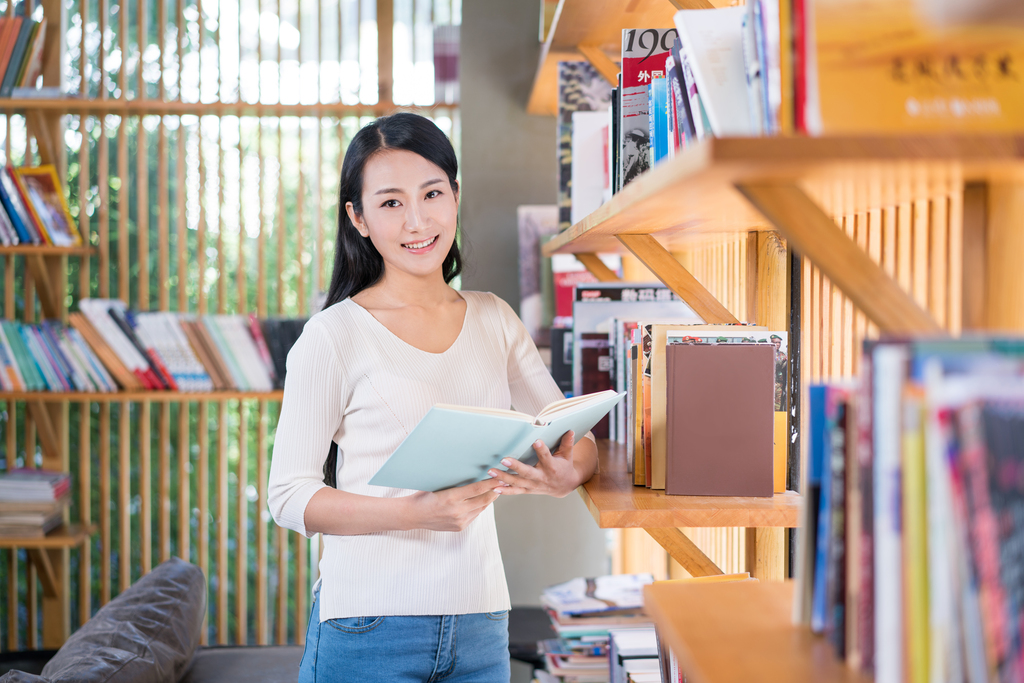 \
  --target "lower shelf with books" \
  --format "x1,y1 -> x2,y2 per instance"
643,581 -> 868,683
0,523 -> 94,548
581,441 -> 800,581
581,440 -> 801,529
